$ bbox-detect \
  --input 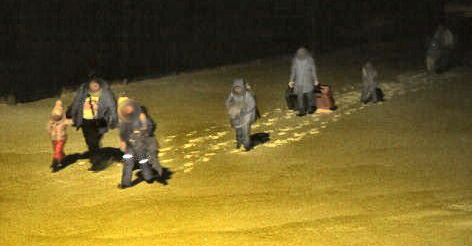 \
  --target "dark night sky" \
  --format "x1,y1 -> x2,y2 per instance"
1,0 -> 445,101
